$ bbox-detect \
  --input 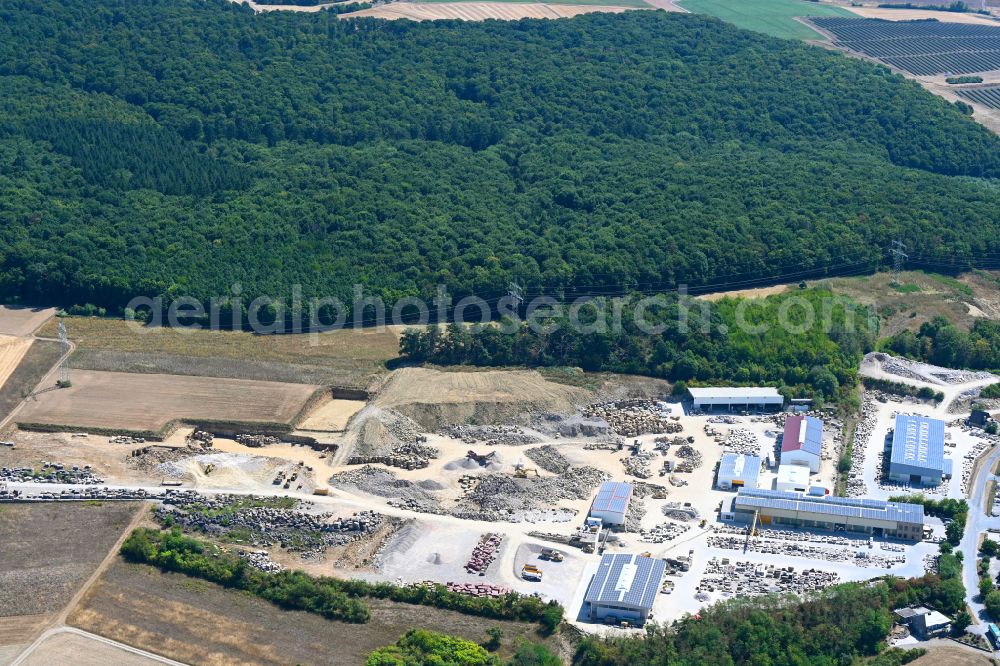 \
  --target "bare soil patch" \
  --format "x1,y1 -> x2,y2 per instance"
300,398 -> 365,432
844,6 -> 1000,25
908,645 -> 996,666
697,284 -> 790,301
70,559 -> 563,666
19,630 -> 163,666
16,370 -> 318,434
0,502 -> 142,617
341,2 -> 645,20
373,367 -> 592,430
0,306 -> 55,337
